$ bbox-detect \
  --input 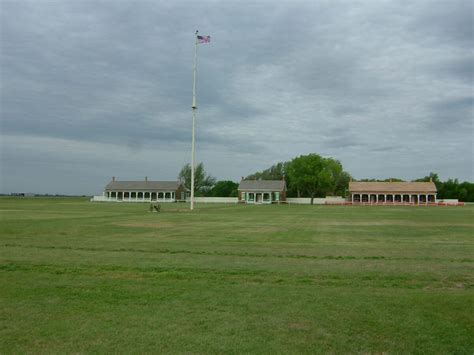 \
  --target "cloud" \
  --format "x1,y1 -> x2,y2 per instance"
428,96 -> 473,129
1,0 -> 473,194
